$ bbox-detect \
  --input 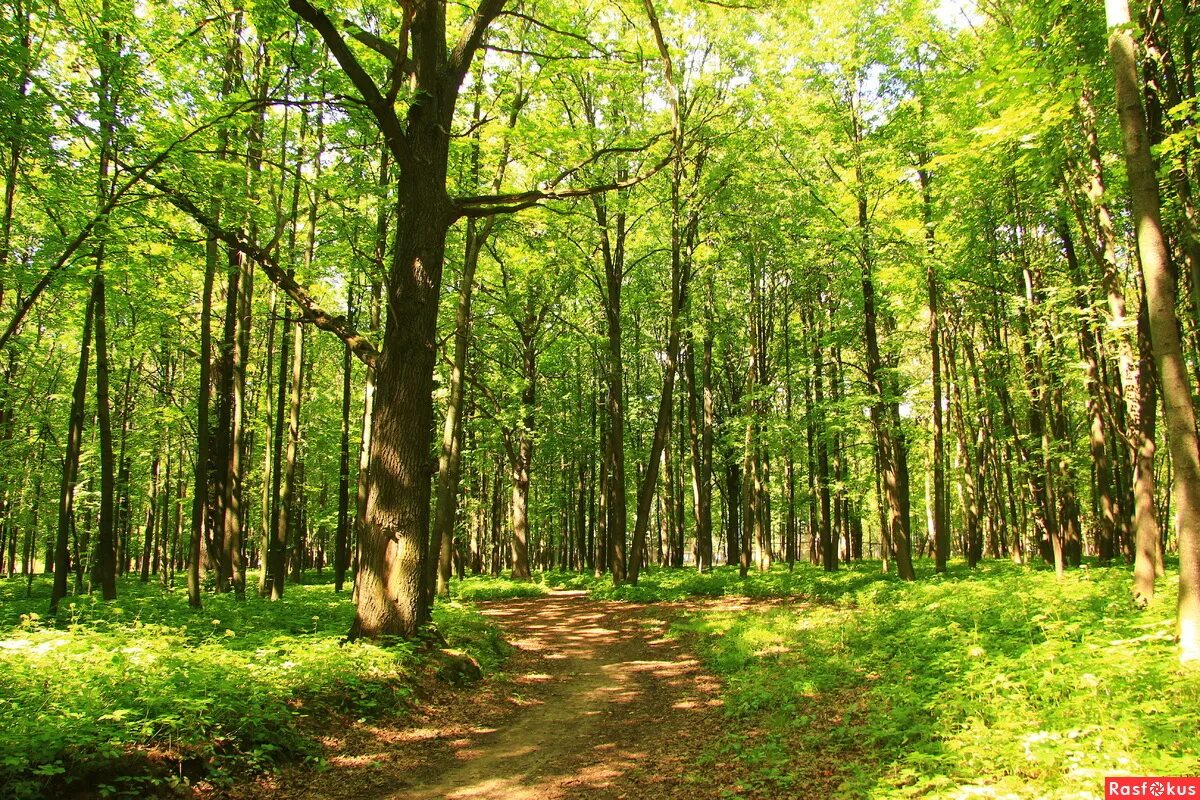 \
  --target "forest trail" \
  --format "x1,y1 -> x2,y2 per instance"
236,591 -> 735,800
